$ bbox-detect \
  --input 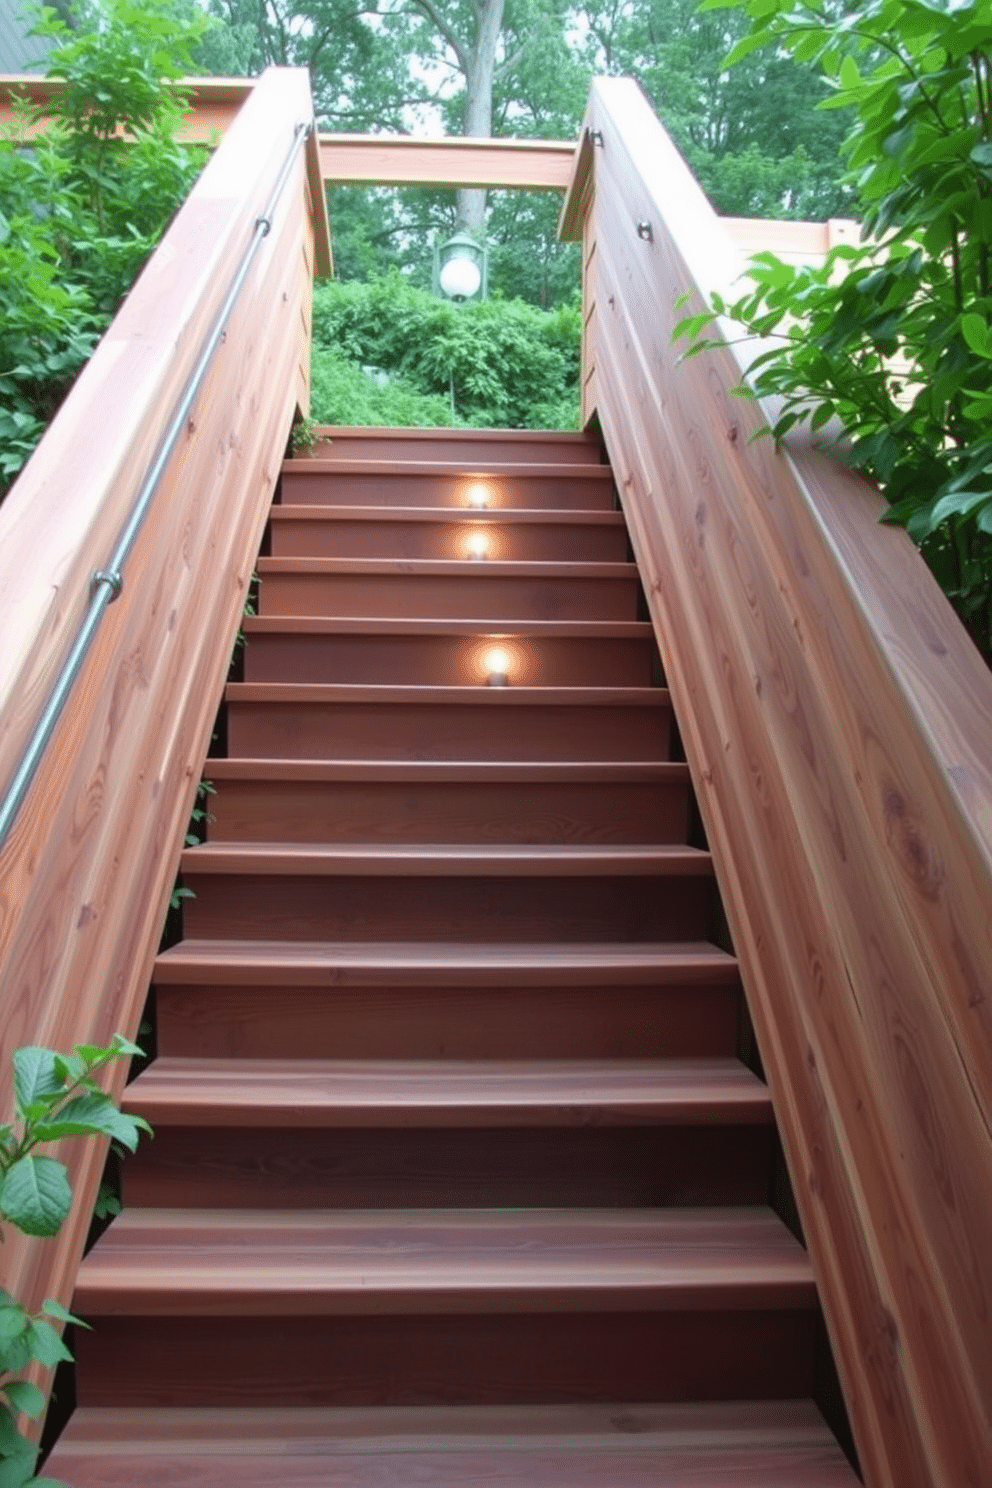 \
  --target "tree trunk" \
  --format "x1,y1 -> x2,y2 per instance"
455,0 -> 505,232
